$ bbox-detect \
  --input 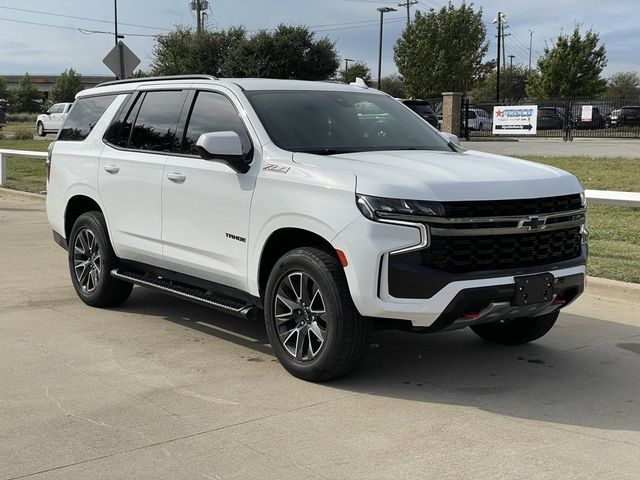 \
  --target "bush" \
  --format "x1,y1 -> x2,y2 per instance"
7,113 -> 37,122
13,129 -> 34,140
